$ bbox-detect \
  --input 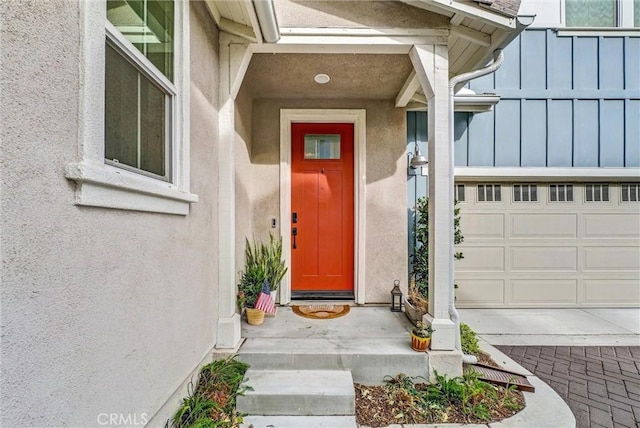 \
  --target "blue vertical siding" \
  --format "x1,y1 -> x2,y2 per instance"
548,35 -> 573,89
494,100 -> 521,166
521,31 -> 547,90
600,100 -> 626,167
454,112 -> 470,166
626,100 -> 640,167
548,100 -> 574,167
521,100 -> 547,166
431,28 -> 640,168
573,100 -> 599,166
625,38 -> 640,90
600,38 -> 625,90
468,111 -> 495,166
